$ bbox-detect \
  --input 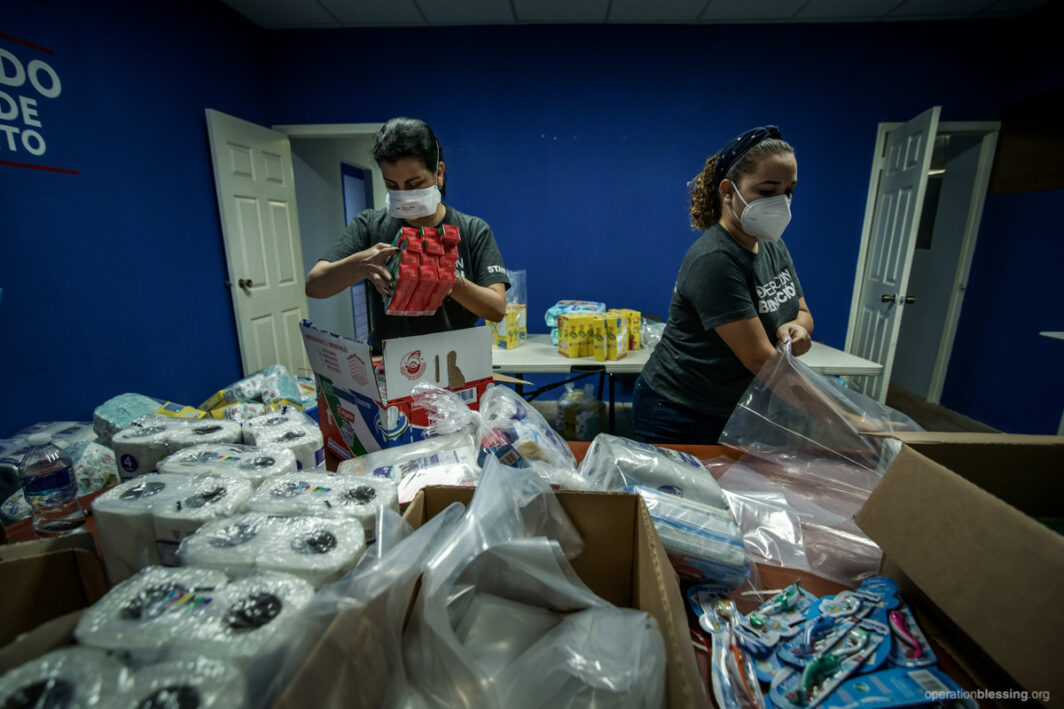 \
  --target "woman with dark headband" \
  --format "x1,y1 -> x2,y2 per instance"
632,125 -> 813,444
